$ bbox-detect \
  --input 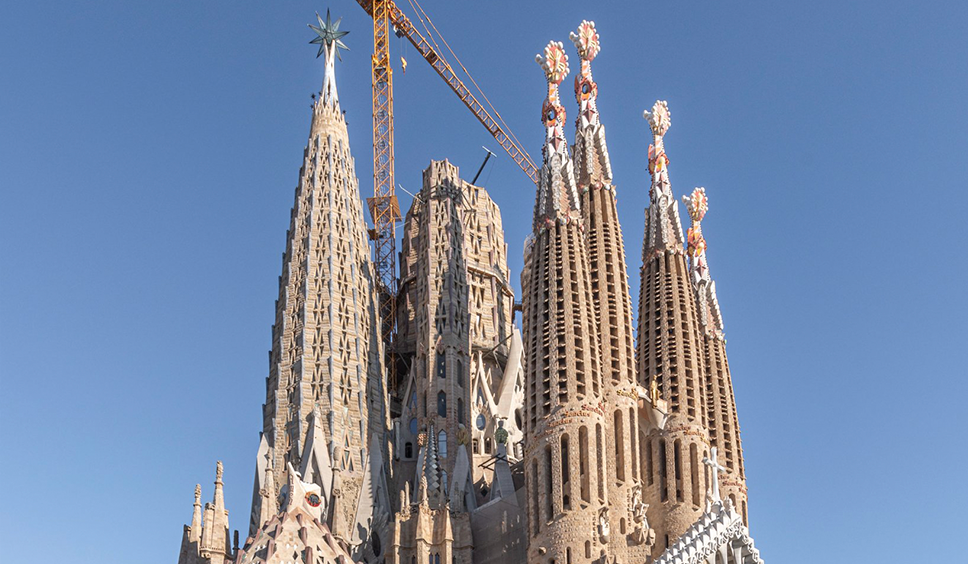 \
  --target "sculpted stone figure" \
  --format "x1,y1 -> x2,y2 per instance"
598,506 -> 610,544
629,483 -> 655,546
